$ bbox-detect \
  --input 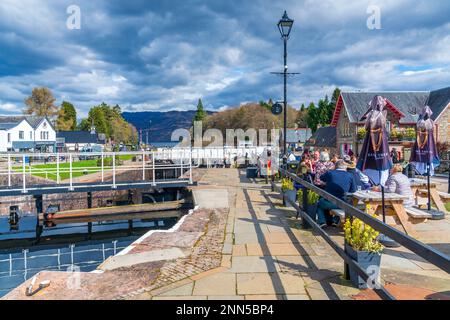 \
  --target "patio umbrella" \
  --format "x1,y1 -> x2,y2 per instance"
356,96 -> 397,246
409,105 -> 442,214
356,95 -> 392,190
